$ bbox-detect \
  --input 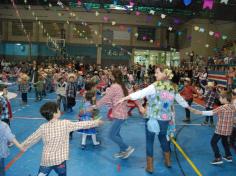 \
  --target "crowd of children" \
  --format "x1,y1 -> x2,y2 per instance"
0,61 -> 236,175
